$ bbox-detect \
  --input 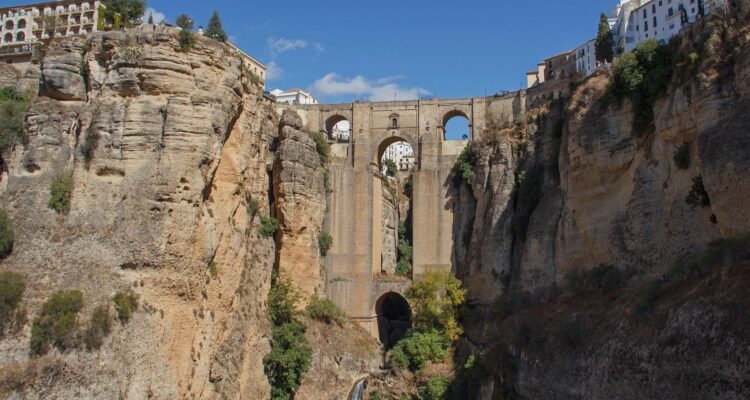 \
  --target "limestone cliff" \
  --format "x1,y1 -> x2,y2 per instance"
454,6 -> 750,399
0,27 -> 372,400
